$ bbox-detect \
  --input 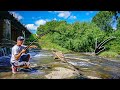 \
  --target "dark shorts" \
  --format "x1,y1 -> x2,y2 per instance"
19,54 -> 30,62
